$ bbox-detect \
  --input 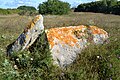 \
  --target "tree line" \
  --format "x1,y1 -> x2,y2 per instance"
74,0 -> 120,15
0,0 -> 120,15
